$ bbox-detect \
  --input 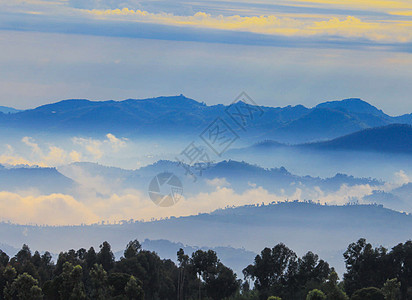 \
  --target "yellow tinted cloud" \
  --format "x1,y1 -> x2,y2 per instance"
290,0 -> 412,10
0,191 -> 98,225
390,11 -> 412,16
85,8 -> 412,43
